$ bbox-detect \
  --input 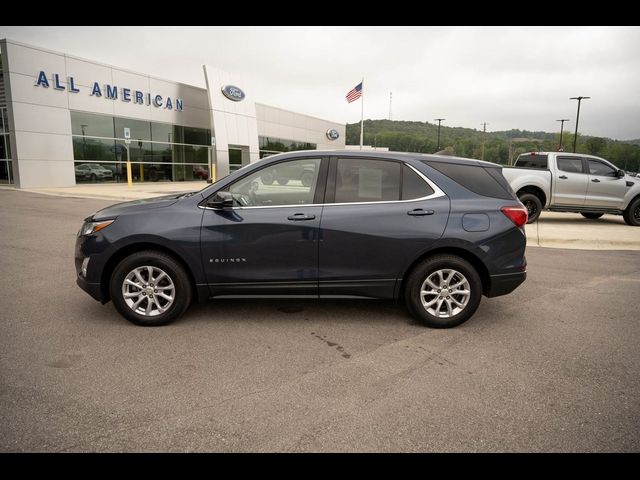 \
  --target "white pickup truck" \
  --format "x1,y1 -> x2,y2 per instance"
503,152 -> 640,226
